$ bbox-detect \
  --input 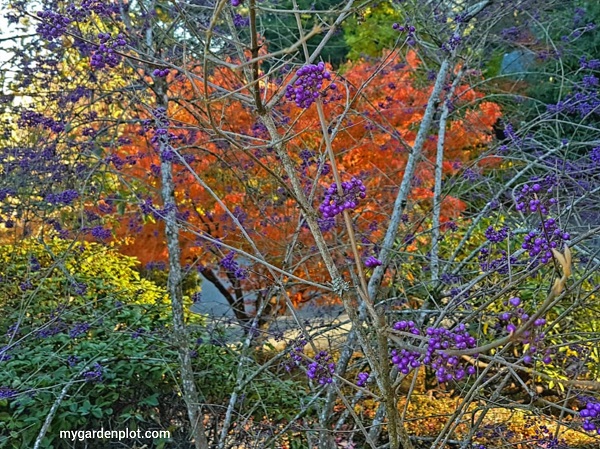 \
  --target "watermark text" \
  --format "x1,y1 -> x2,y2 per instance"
60,428 -> 170,442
